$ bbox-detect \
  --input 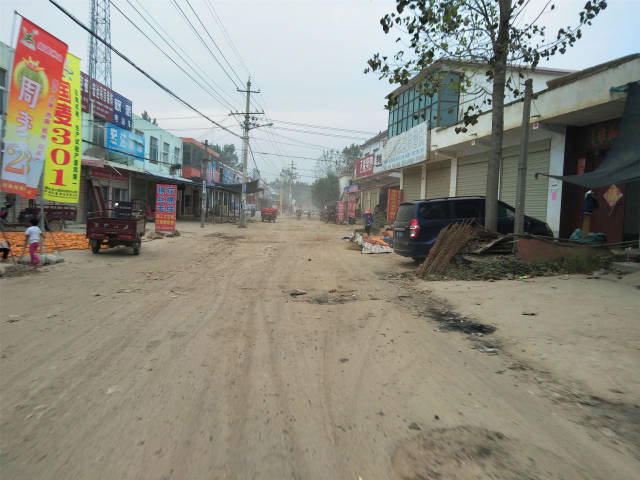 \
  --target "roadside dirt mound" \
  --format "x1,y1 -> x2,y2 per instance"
391,425 -> 593,480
